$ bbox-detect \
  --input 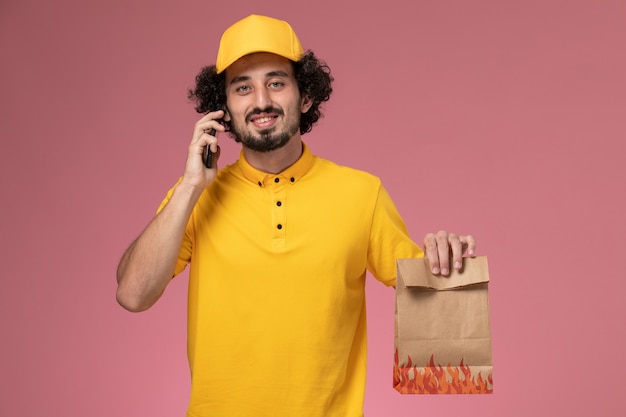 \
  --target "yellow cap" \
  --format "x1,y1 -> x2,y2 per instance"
215,15 -> 304,74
